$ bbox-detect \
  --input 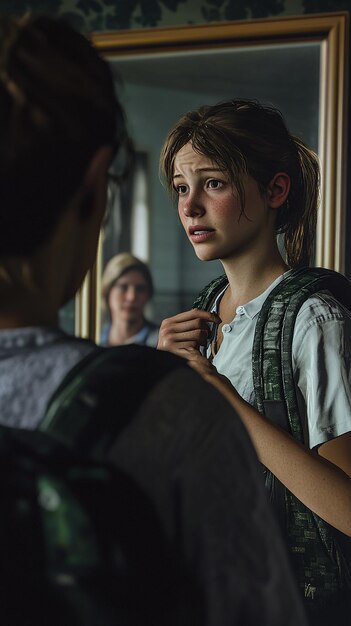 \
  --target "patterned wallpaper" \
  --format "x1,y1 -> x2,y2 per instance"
0,0 -> 350,31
